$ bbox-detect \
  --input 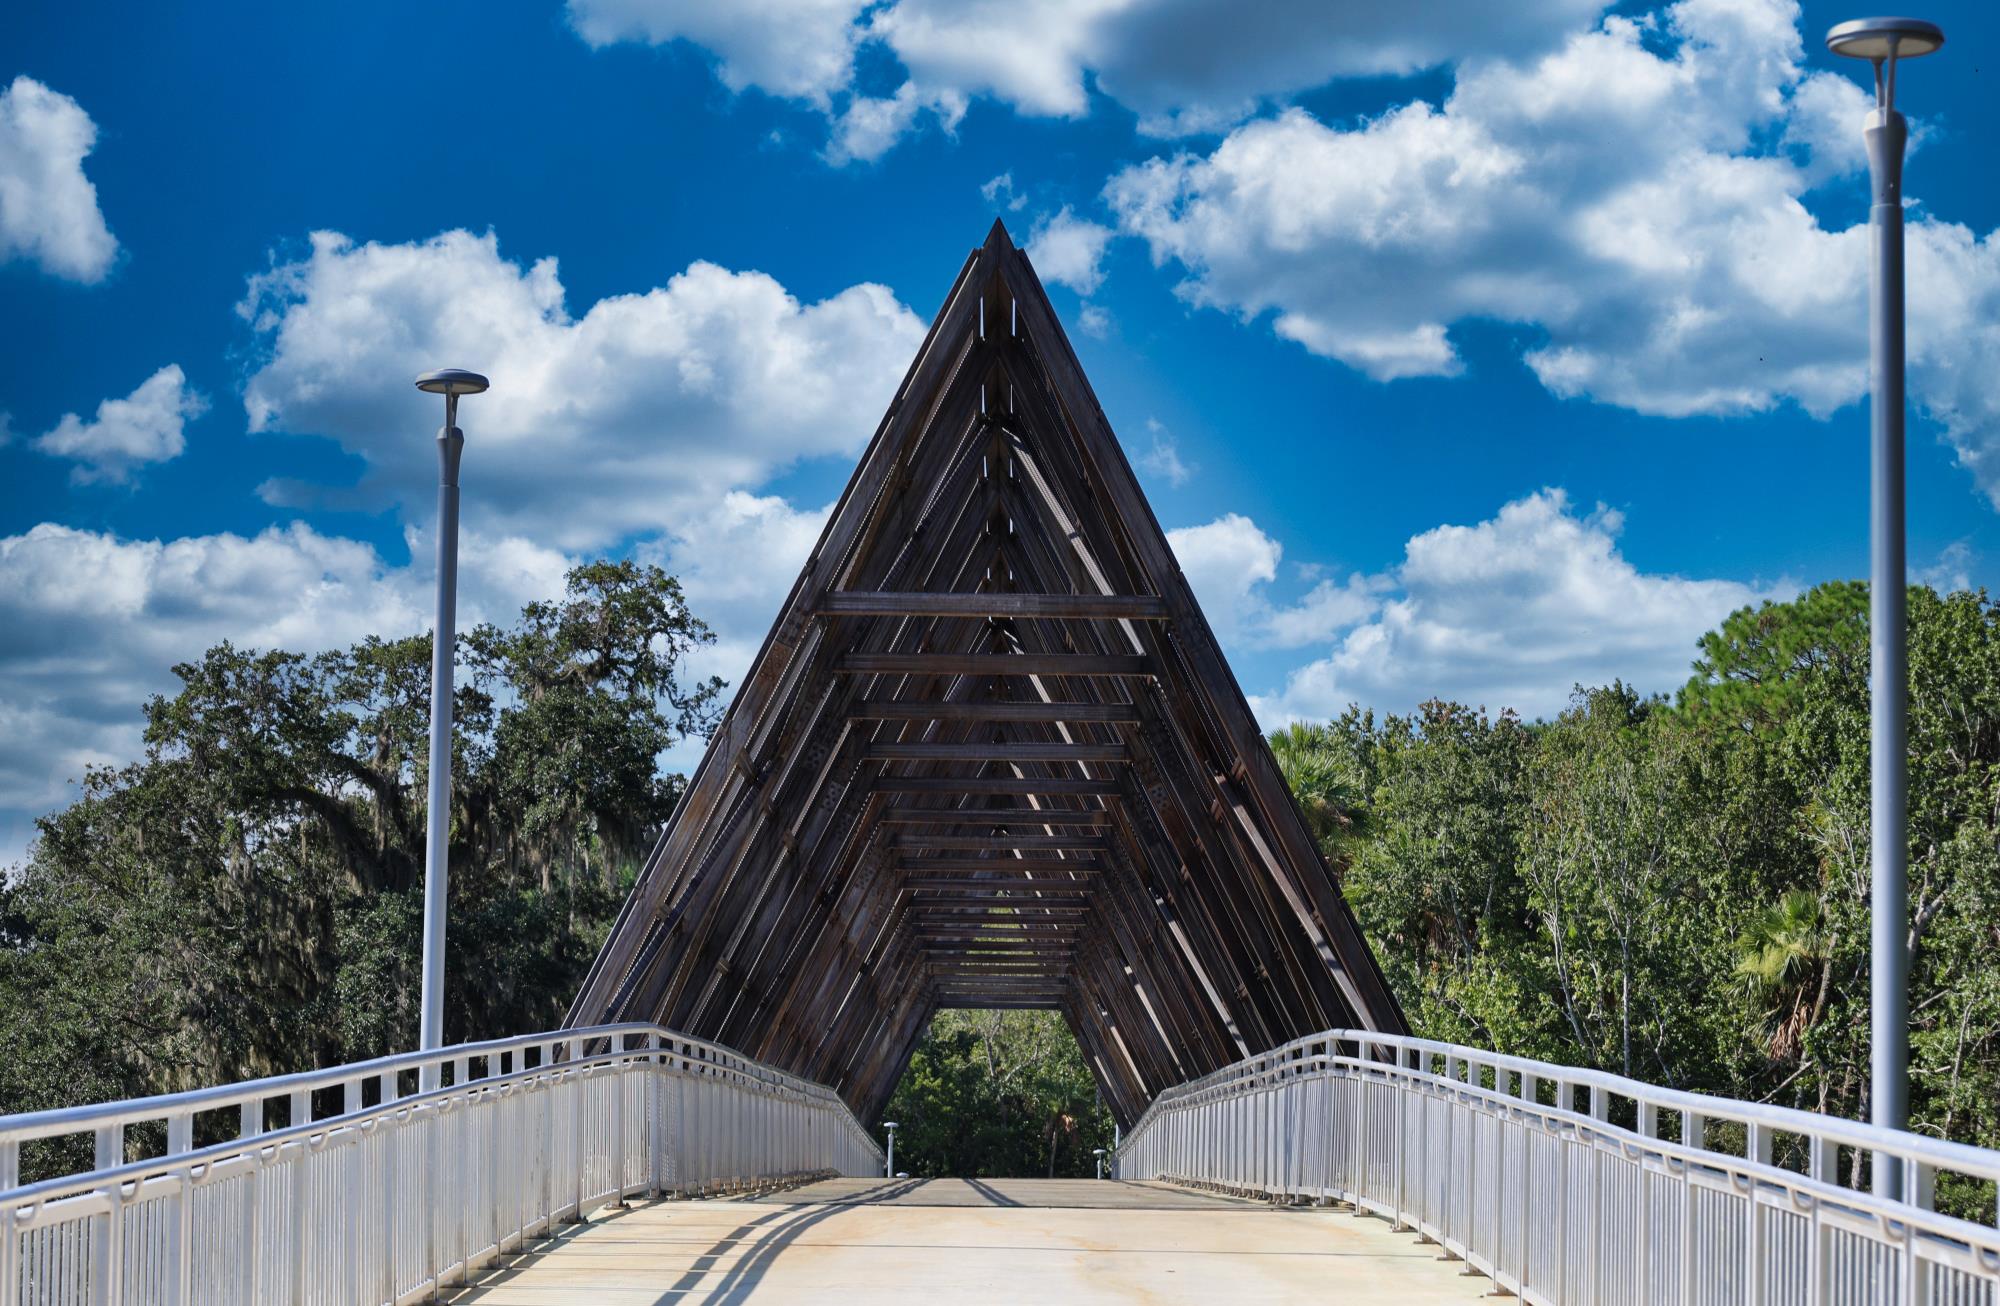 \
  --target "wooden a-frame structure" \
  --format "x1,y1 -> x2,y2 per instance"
567,221 -> 1404,1127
